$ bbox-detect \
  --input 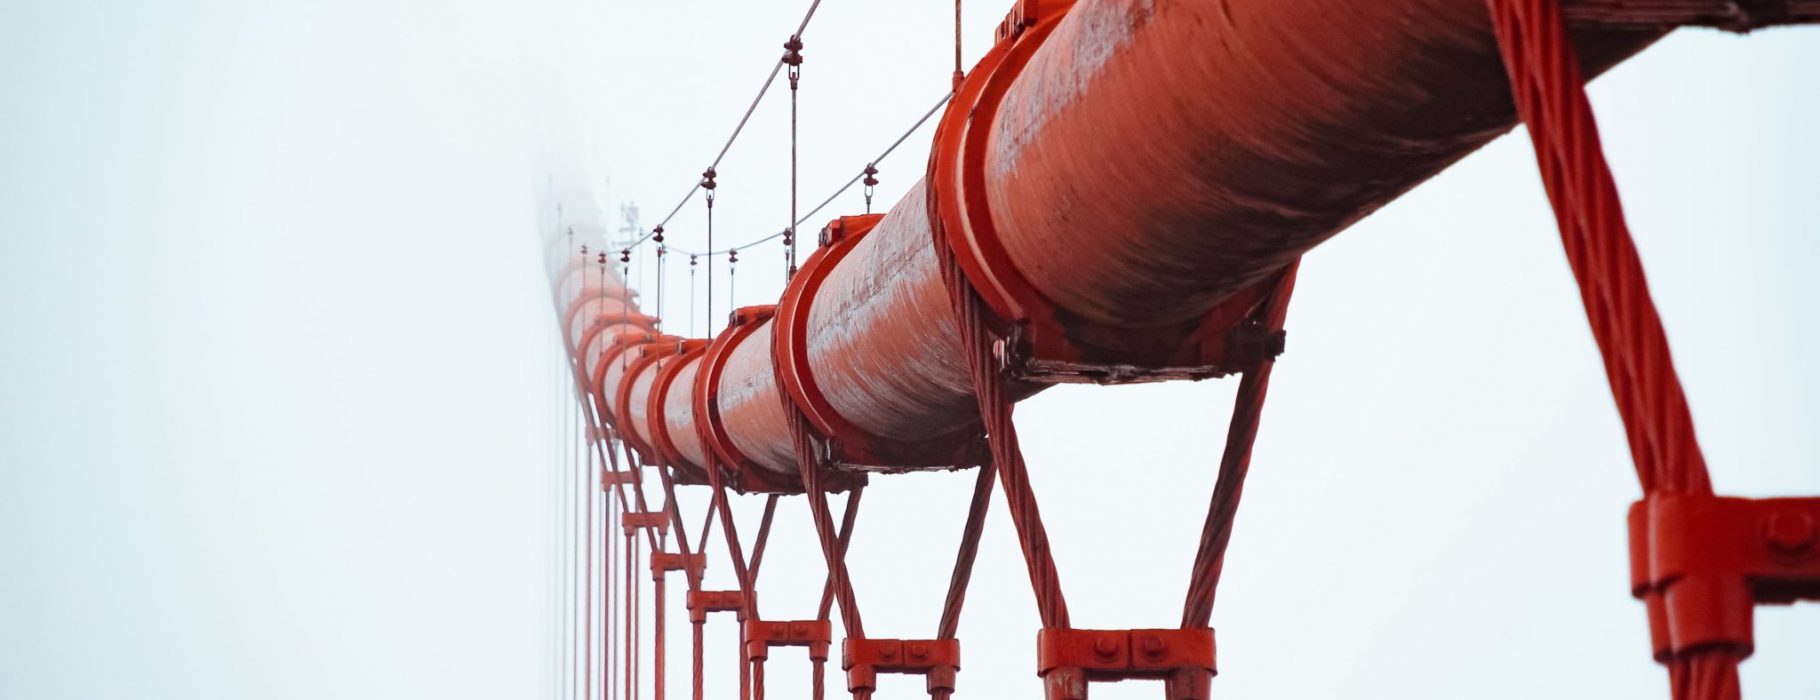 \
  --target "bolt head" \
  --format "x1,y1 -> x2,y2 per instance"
907,642 -> 928,659
1138,635 -> 1167,659
1765,511 -> 1816,554
1091,636 -> 1119,658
